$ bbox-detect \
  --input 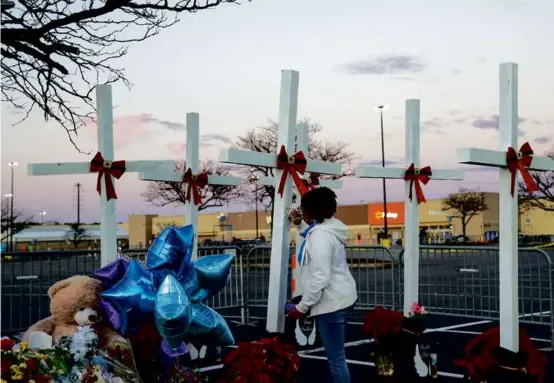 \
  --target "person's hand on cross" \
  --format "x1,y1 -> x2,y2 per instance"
288,207 -> 303,226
